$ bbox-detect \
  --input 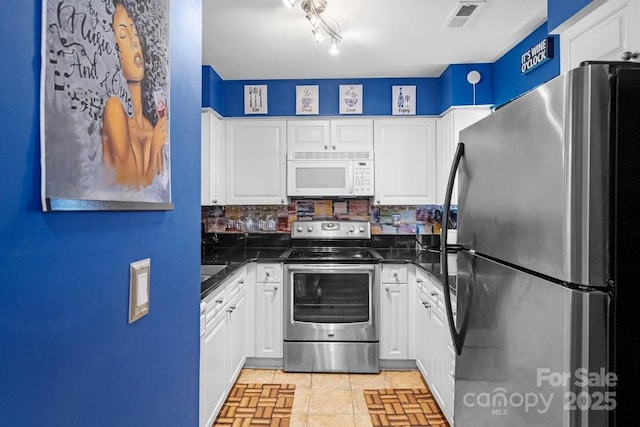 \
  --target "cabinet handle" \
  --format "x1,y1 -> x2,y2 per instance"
212,199 -> 217,204
280,199 -> 285,204
376,200 -> 380,204
265,271 -> 271,277
238,279 -> 245,284
431,291 -> 437,296
324,145 -> 328,150
230,305 -> 236,310
416,279 -> 423,283
621,51 -> 639,61
453,310 -> 457,316
215,299 -> 224,304
423,302 -> 431,309
273,286 -> 279,291
450,371 -> 455,379
393,272 -> 398,278
385,287 -> 390,292
332,145 -> 336,150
